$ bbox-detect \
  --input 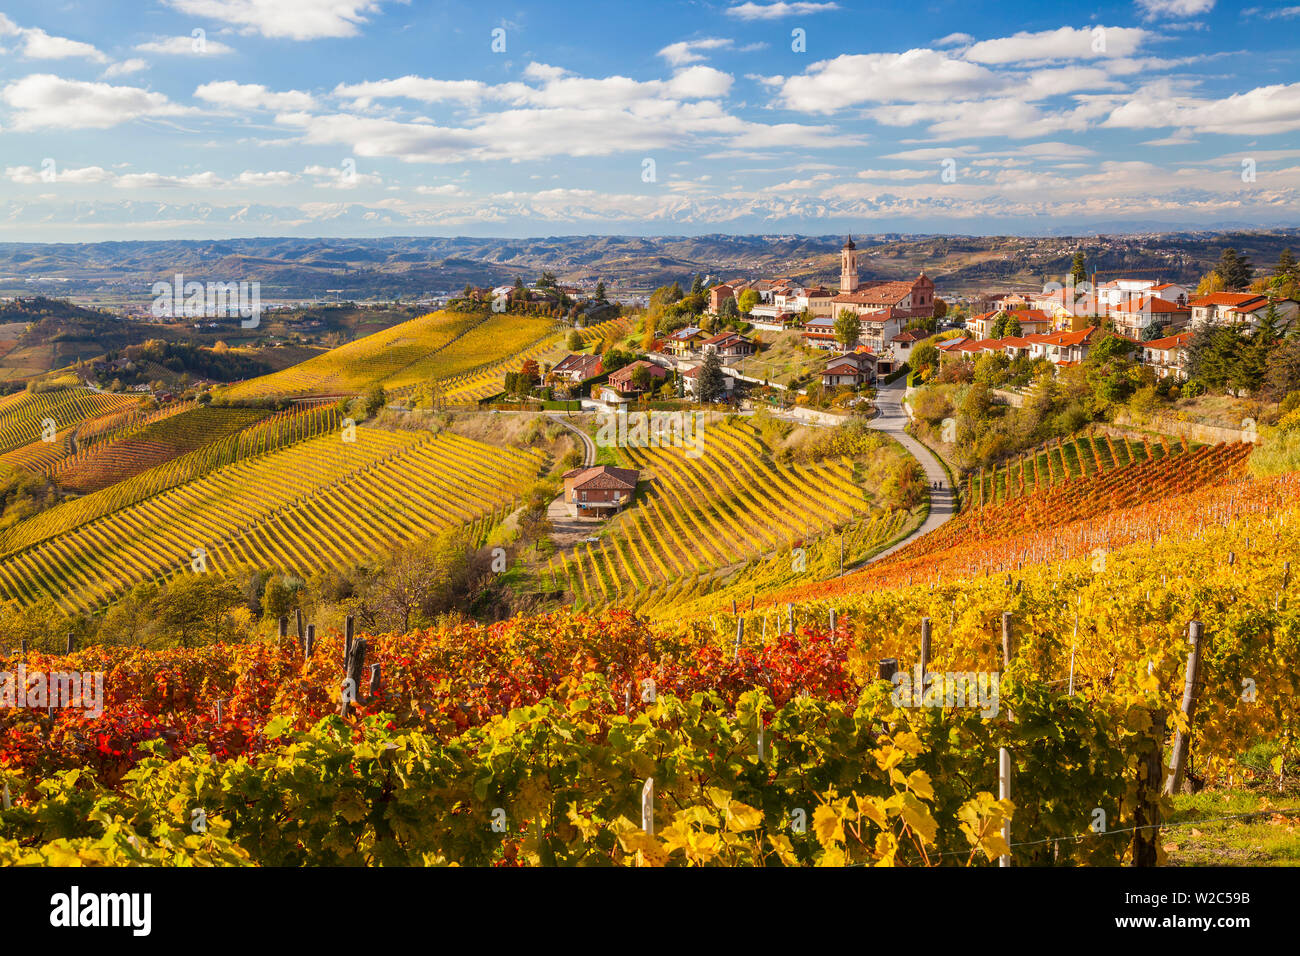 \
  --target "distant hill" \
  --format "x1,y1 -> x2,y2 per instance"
1,230 -> 1298,303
